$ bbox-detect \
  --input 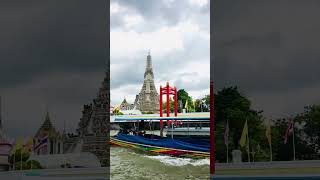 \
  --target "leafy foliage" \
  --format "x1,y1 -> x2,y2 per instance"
9,148 -> 42,170
214,86 -> 320,162
214,87 -> 267,162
